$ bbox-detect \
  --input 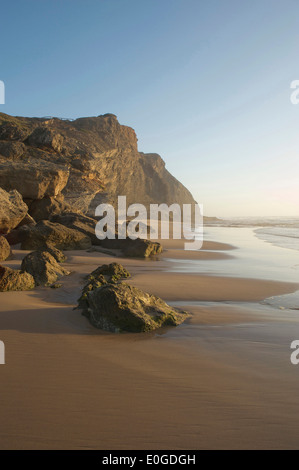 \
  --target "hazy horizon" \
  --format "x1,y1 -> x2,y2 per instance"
1,0 -> 298,217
